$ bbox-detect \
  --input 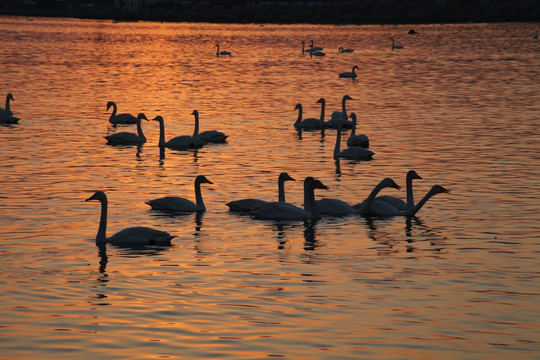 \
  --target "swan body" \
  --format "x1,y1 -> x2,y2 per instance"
375,170 -> 422,211
339,65 -> 359,79
107,101 -> 138,125
0,93 -> 19,124
294,99 -> 326,130
216,44 -> 231,57
533,30 -> 539,39
105,113 -> 148,145
315,198 -> 358,216
226,172 -> 295,212
326,95 -> 354,129
86,191 -> 174,246
334,124 -> 374,161
346,113 -> 369,148
153,115 -> 204,150
352,178 -> 402,215
391,38 -> 404,50
146,175 -> 213,213
191,110 -> 228,143
339,47 -> 354,53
